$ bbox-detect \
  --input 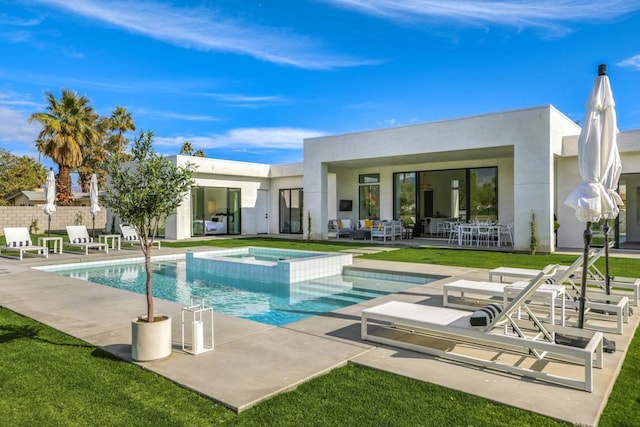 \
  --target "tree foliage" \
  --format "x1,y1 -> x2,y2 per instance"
29,89 -> 99,205
105,130 -> 194,321
0,149 -> 47,205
